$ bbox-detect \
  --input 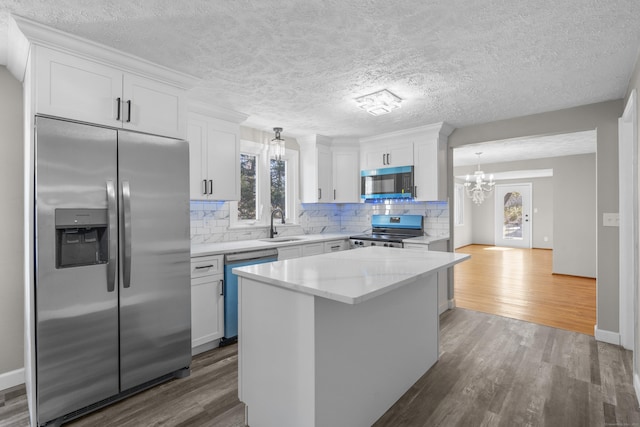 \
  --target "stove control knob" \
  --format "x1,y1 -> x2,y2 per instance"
371,242 -> 376,246
384,243 -> 389,247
